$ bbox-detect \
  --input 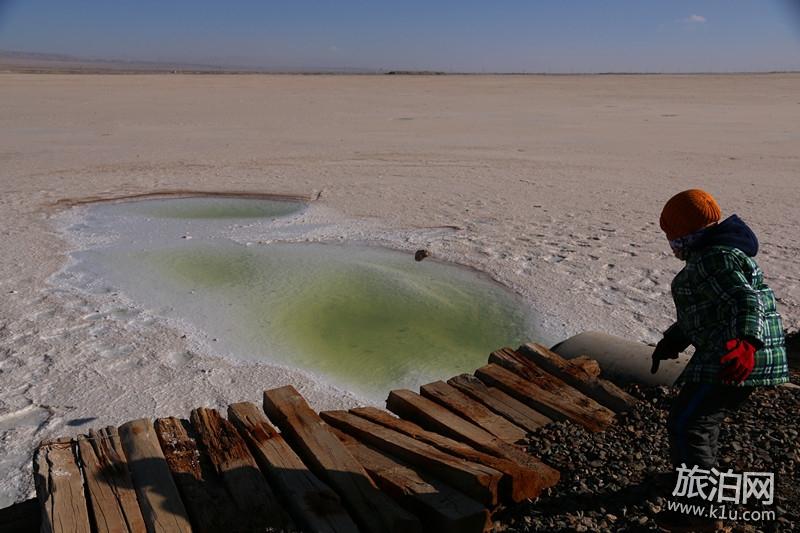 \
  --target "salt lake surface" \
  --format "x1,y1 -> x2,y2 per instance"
60,197 -> 538,399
